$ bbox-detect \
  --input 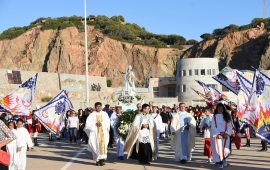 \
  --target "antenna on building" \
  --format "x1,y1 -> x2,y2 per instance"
263,0 -> 267,18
